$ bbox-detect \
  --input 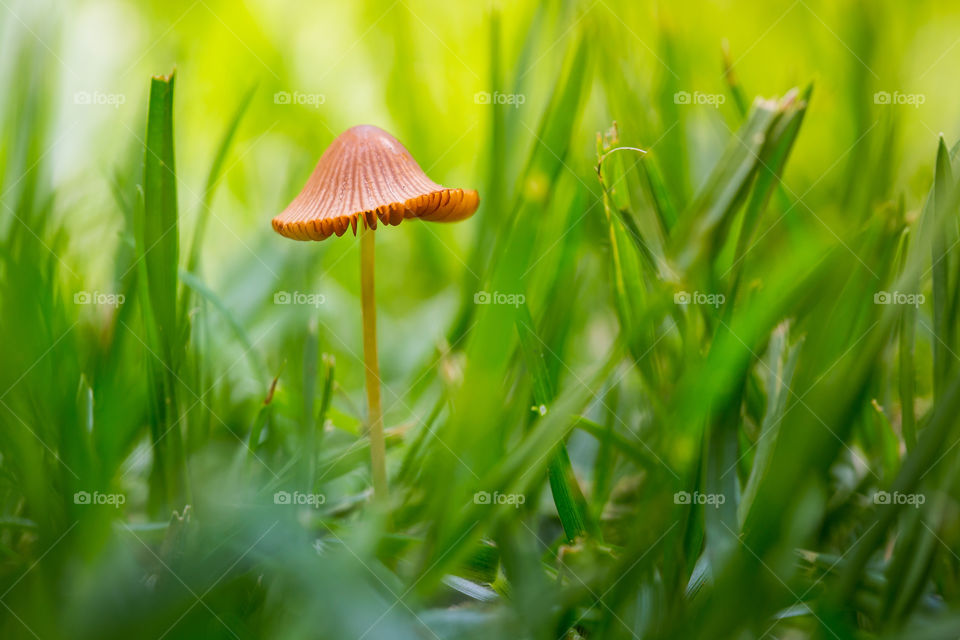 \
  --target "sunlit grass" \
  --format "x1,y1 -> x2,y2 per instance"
2,1 -> 960,638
